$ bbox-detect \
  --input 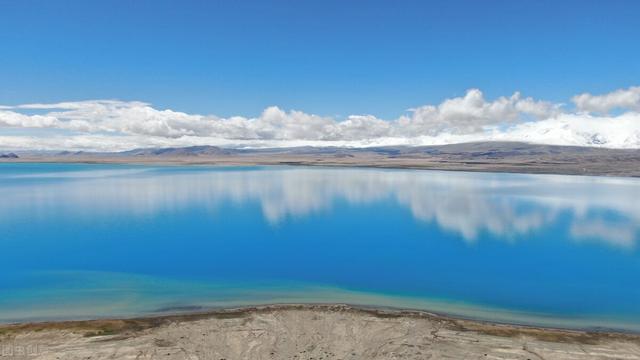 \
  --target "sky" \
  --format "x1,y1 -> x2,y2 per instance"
1,0 -> 640,151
